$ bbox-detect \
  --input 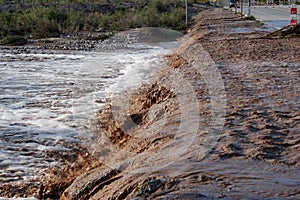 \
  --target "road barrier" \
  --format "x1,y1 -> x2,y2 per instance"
290,4 -> 297,26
